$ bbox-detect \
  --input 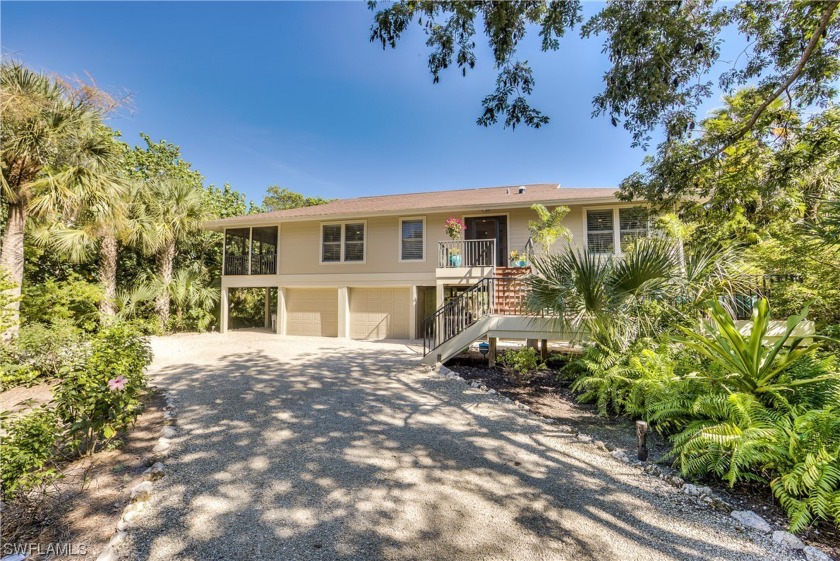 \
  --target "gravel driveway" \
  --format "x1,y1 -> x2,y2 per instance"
124,331 -> 799,561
